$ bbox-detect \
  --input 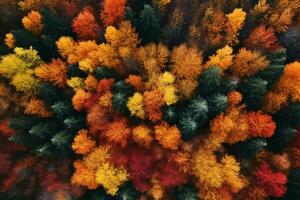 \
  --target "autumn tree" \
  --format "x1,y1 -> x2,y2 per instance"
101,0 -> 126,27
72,8 -> 101,41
